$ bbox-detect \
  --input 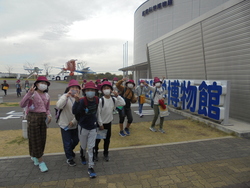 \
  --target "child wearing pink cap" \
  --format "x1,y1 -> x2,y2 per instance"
20,76 -> 51,173
72,81 -> 99,178
135,80 -> 149,117
116,78 -> 137,137
144,77 -> 167,133
16,80 -> 22,97
56,79 -> 80,167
